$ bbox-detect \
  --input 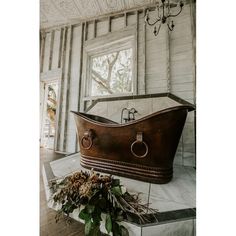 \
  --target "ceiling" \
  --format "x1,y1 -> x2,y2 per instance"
40,0 -> 183,29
